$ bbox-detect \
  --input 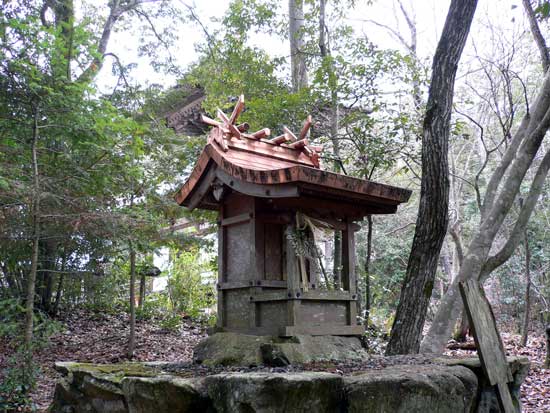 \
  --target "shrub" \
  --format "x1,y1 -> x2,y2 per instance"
167,248 -> 216,321
0,347 -> 38,412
